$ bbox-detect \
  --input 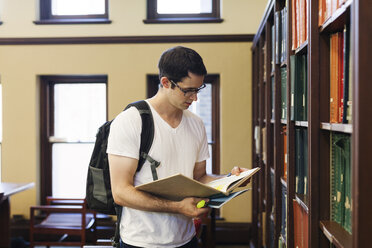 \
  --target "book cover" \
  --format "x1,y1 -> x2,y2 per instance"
302,54 -> 308,121
337,32 -> 344,123
330,33 -> 339,123
136,167 -> 260,201
292,0 -> 297,50
275,11 -> 282,65
293,200 -> 302,248
281,67 -> 287,120
342,24 -> 350,124
207,189 -> 249,209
